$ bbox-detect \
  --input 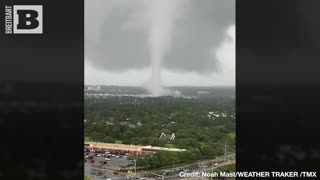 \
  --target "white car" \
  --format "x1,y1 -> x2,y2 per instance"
214,163 -> 218,166
111,154 -> 116,157
97,154 -> 102,157
105,158 -> 111,161
115,156 -> 119,159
